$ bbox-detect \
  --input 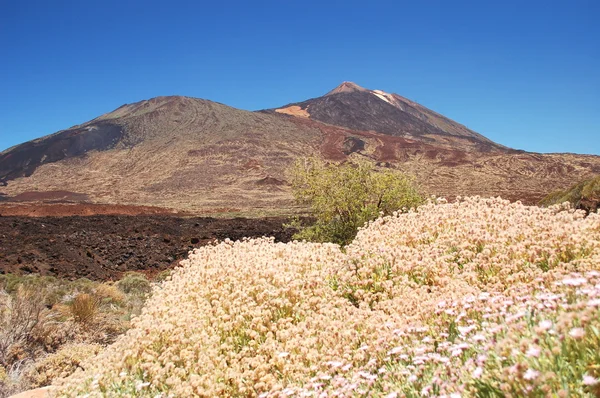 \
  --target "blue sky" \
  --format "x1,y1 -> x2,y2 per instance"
1,0 -> 598,154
